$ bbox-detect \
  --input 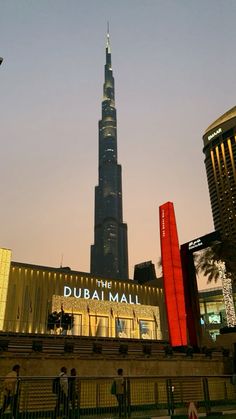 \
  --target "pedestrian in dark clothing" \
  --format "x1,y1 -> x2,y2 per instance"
68,368 -> 77,418
114,368 -> 126,418
0,364 -> 20,418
